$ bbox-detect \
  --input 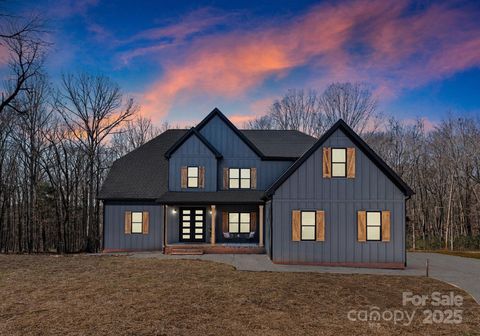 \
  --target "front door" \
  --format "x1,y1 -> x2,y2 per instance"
179,208 -> 206,242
